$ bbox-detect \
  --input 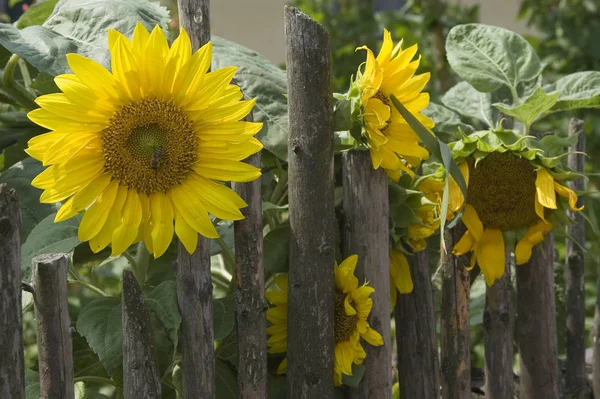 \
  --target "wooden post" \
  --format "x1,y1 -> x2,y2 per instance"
516,235 -> 559,399
0,185 -> 25,399
122,270 -> 161,399
285,6 -> 336,398
342,151 -> 391,399
32,253 -> 74,399
483,244 -> 514,399
440,226 -> 471,399
395,248 -> 440,399
176,0 -> 215,397
233,115 -> 267,398
594,261 -> 600,398
566,118 -> 586,396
